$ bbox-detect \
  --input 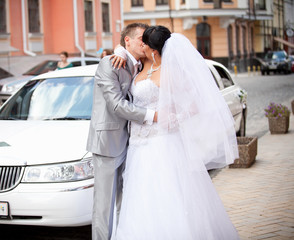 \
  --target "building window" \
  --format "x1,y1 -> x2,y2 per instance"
84,0 -> 93,32
203,0 -> 232,2
0,0 -> 6,33
227,25 -> 233,57
156,0 -> 168,5
196,23 -> 211,58
215,65 -> 234,88
256,0 -> 266,10
251,27 -> 254,52
236,25 -> 240,57
203,0 -> 232,4
132,0 -> 143,7
28,0 -> 40,33
102,2 -> 110,33
242,26 -> 247,55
